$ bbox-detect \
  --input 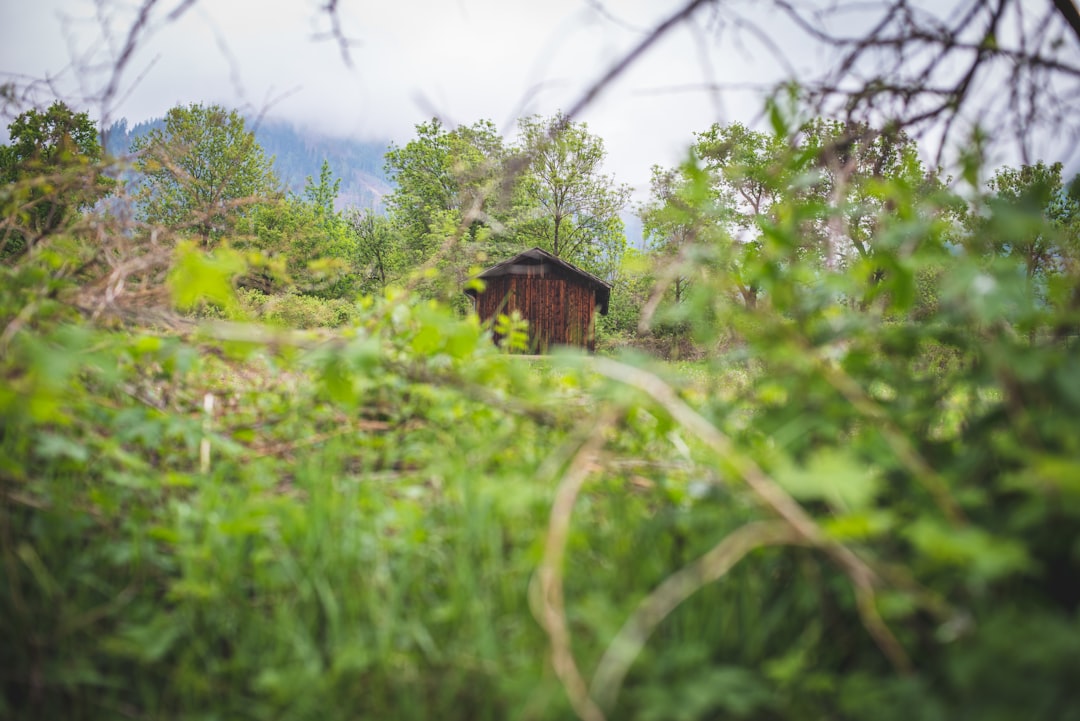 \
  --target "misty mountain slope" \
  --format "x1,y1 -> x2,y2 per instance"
254,120 -> 392,210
